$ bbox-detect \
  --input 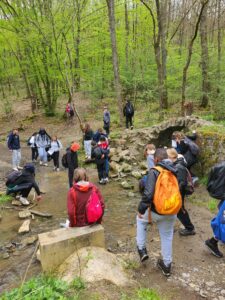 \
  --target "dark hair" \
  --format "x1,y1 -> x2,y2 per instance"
99,136 -> 106,142
154,148 -> 168,161
24,163 -> 35,174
